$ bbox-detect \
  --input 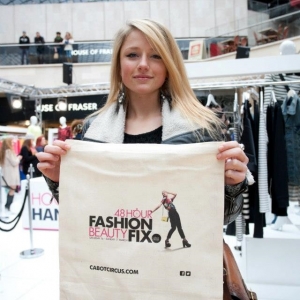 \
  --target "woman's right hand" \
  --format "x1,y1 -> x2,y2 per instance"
36,140 -> 70,183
